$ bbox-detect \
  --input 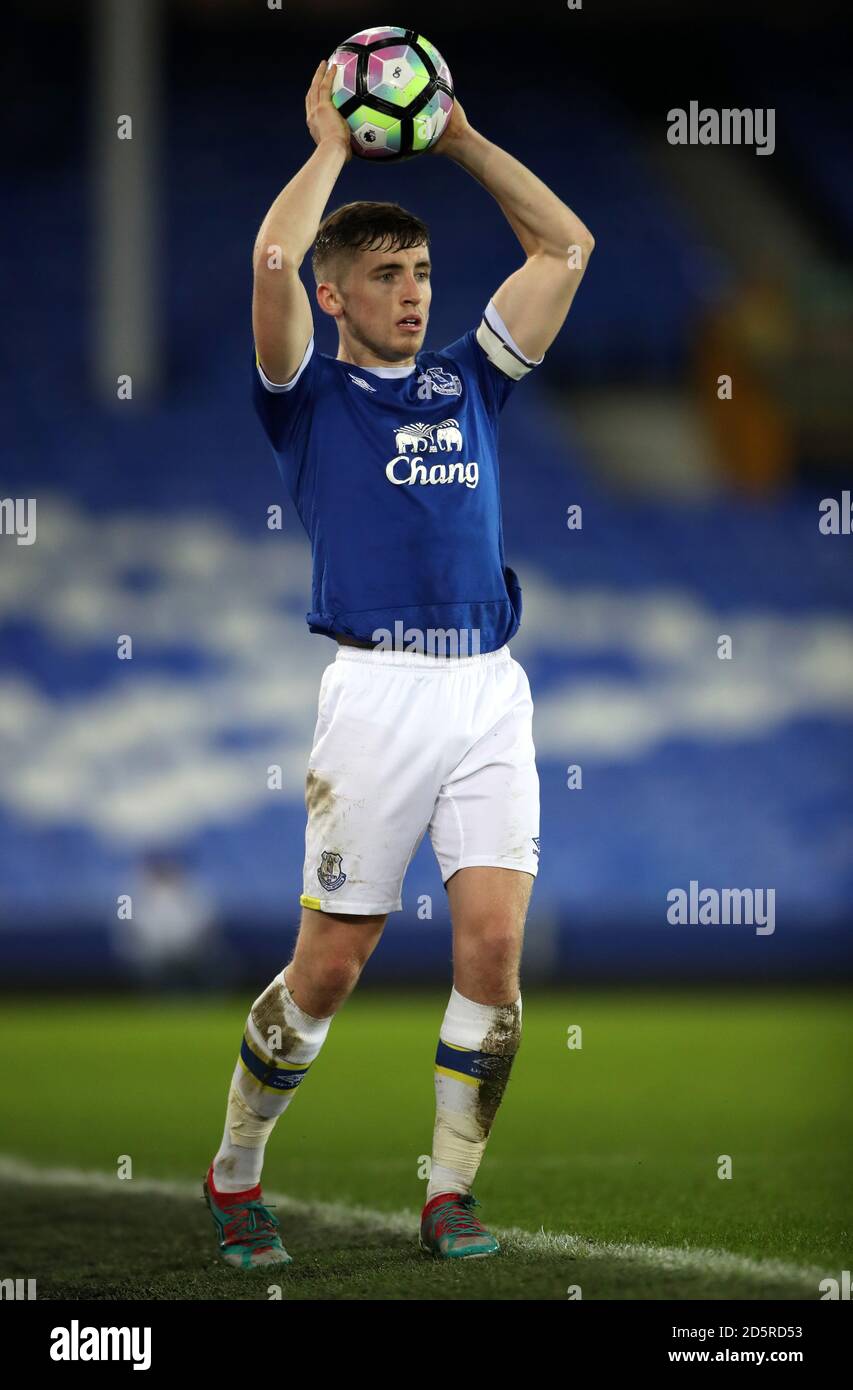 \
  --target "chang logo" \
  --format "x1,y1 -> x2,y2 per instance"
386,420 -> 479,488
386,458 -> 479,488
